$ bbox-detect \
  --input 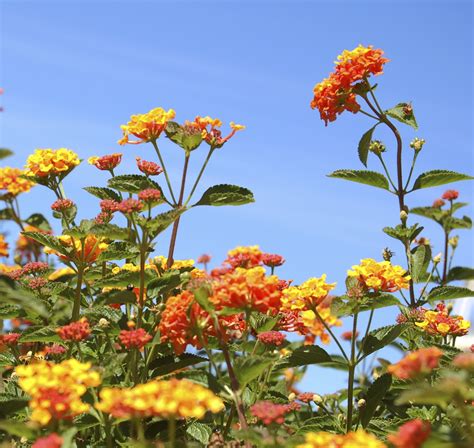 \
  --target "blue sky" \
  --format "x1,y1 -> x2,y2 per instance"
0,0 -> 473,392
